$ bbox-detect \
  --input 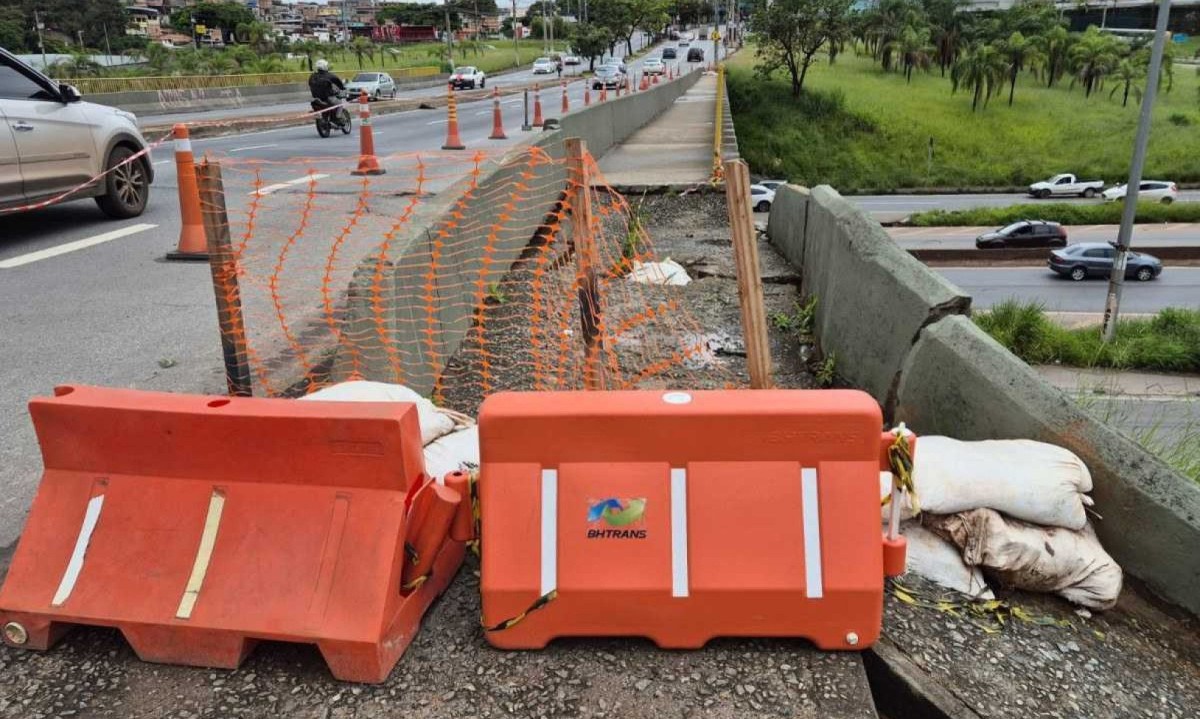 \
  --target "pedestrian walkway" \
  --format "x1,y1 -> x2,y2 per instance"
597,72 -> 722,186
1036,364 -> 1200,397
